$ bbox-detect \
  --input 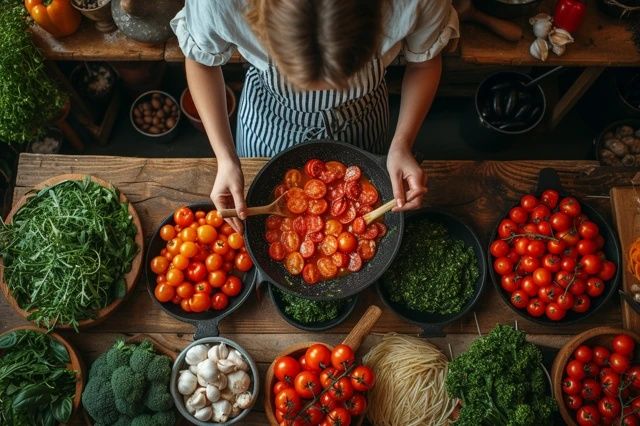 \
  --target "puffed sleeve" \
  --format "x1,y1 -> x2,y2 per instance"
403,0 -> 460,62
170,2 -> 235,66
